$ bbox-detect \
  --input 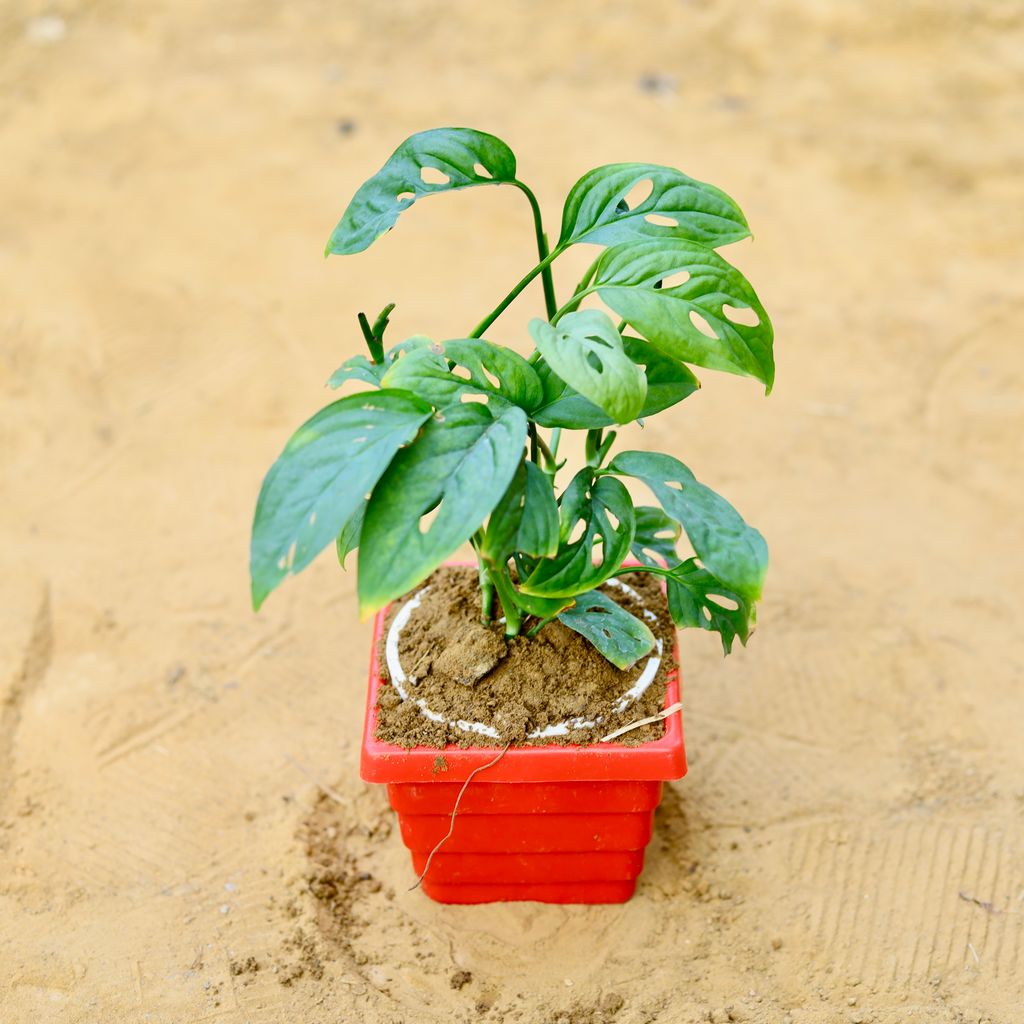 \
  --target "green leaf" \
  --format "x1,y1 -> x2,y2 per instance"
481,460 -> 559,563
250,390 -> 433,610
335,503 -> 365,568
559,163 -> 749,249
327,354 -> 388,390
519,471 -> 635,598
665,558 -> 755,654
532,336 -> 699,429
557,589 -> 656,669
607,450 -> 767,602
593,238 -> 774,391
381,337 -> 542,412
631,506 -> 682,566
358,402 -> 528,614
528,310 -> 647,425
510,588 -> 575,620
326,128 -> 518,256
